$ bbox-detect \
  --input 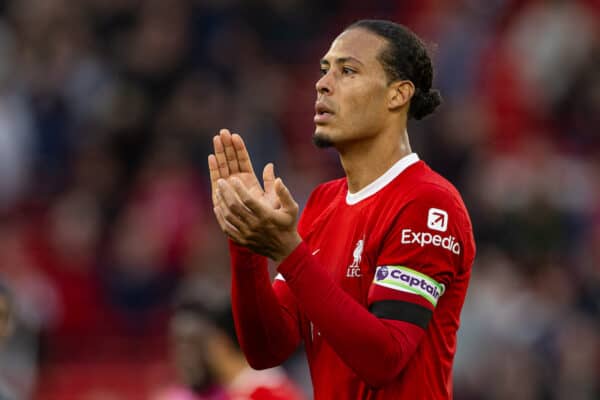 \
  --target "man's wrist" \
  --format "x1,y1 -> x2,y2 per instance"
274,232 -> 303,262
